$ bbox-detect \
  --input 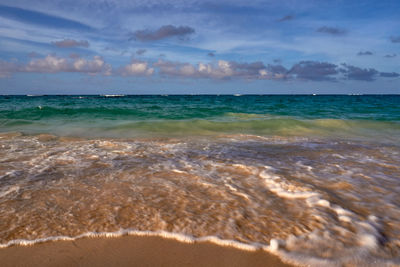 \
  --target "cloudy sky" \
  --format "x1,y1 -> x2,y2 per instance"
0,0 -> 399,94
